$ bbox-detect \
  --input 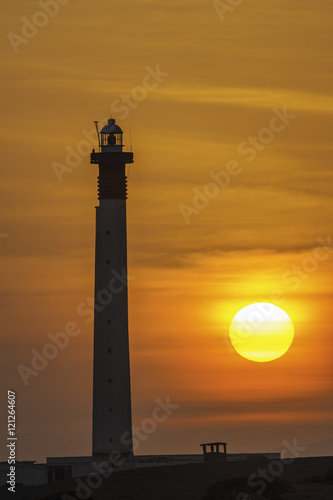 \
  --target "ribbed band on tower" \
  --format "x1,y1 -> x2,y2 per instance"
98,165 -> 127,200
